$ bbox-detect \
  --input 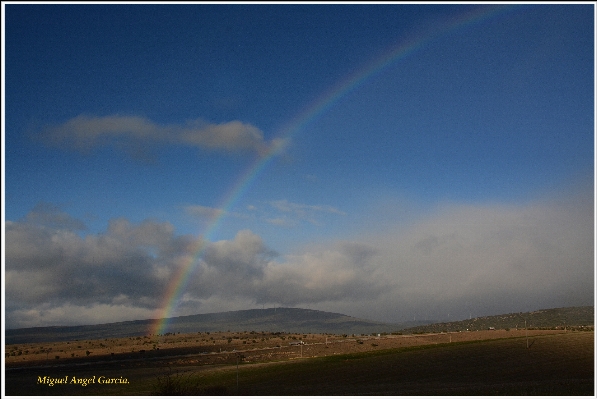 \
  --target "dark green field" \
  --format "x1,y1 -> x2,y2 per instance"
215,332 -> 595,395
5,331 -> 593,395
